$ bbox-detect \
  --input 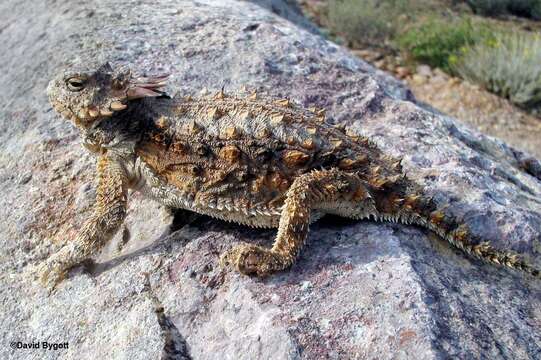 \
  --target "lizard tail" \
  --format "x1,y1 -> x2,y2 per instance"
423,215 -> 539,278
388,193 -> 540,279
